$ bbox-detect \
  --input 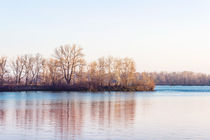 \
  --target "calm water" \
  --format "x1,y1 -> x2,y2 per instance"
1,86 -> 210,140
